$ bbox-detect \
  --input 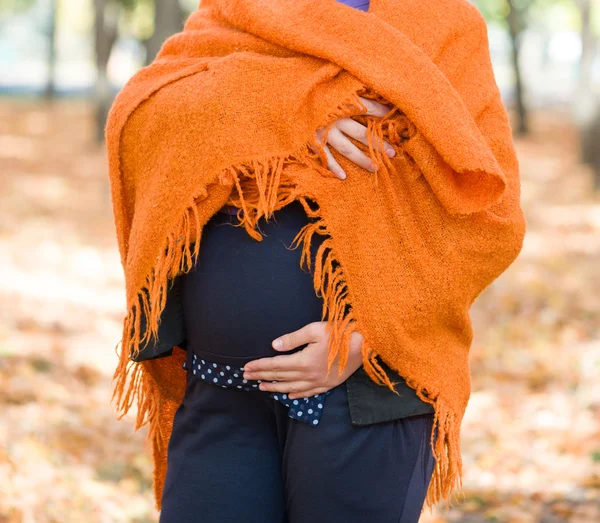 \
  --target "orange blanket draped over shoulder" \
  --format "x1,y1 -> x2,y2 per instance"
105,0 -> 526,511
